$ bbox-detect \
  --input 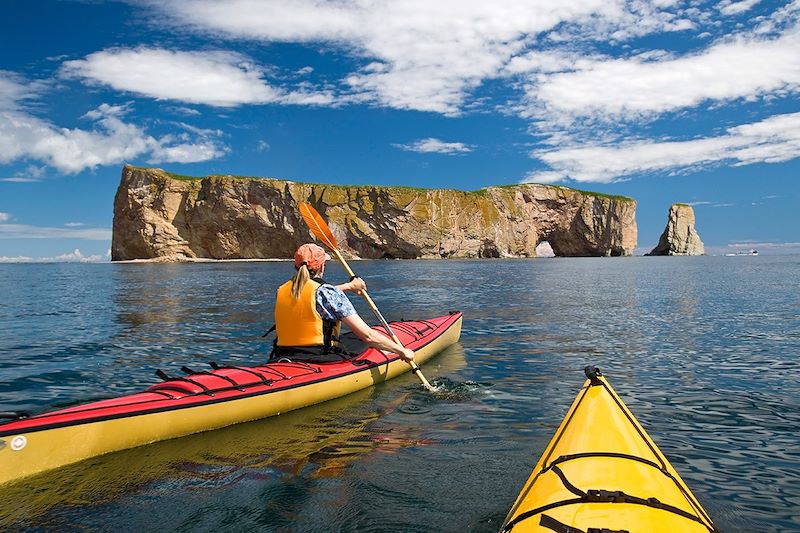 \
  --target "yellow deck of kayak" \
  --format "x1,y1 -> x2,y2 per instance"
502,368 -> 717,533
0,316 -> 461,486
